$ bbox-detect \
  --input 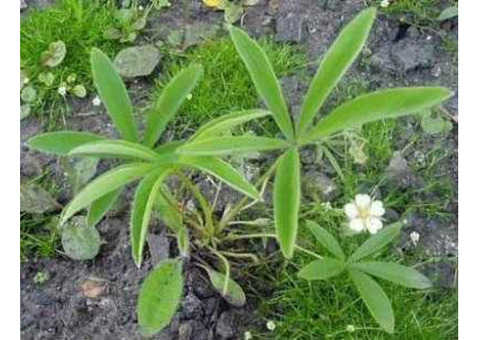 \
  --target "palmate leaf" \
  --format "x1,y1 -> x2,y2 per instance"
349,269 -> 395,333
298,258 -> 345,280
298,8 -> 376,134
87,188 -> 122,227
349,222 -> 402,262
177,136 -> 290,156
191,109 -> 272,140
27,131 -> 105,155
229,25 -> 294,140
350,262 -> 432,289
306,220 -> 345,260
60,163 -> 154,224
301,87 -> 453,145
178,156 -> 260,199
137,259 -> 183,336
69,139 -> 161,162
91,48 -> 138,142
274,148 -> 301,258
144,64 -> 203,147
131,169 -> 169,267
